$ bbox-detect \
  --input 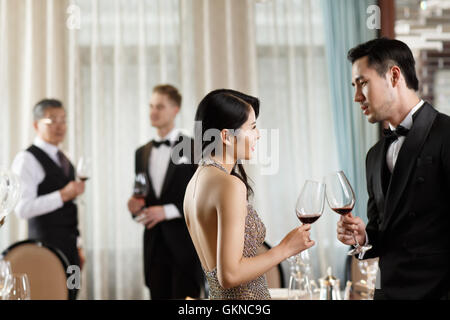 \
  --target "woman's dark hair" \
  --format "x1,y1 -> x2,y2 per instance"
347,37 -> 419,91
194,89 -> 260,199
